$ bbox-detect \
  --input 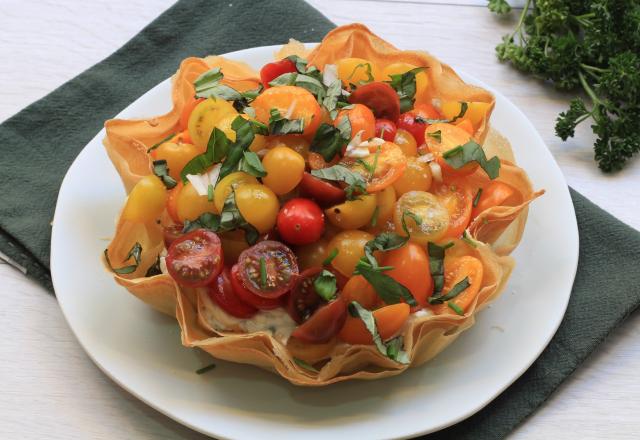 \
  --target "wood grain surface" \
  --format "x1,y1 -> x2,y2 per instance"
0,1 -> 638,439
